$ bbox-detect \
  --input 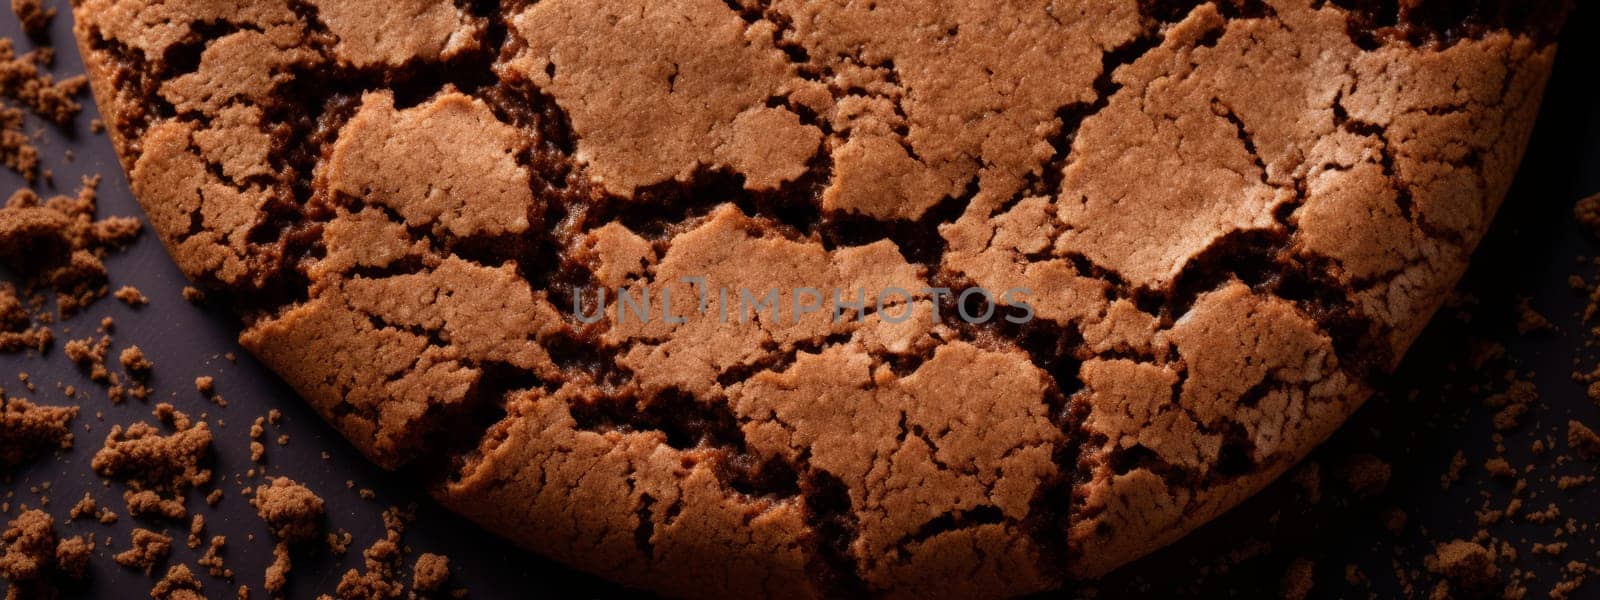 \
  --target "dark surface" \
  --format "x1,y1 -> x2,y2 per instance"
2,6 -> 1597,600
